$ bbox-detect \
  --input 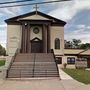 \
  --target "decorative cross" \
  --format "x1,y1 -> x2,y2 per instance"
33,4 -> 39,14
